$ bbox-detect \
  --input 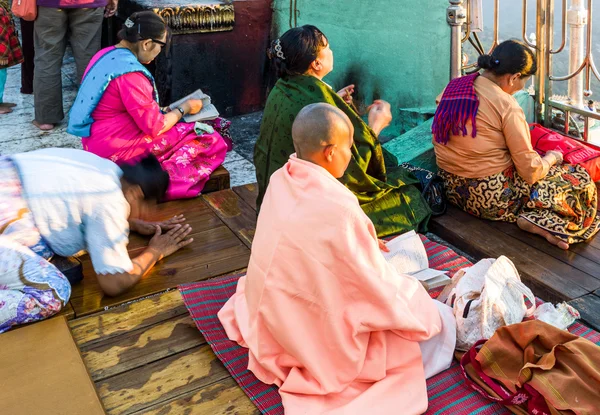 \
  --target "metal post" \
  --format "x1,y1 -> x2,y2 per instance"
448,0 -> 467,80
543,0 -> 554,125
534,0 -> 548,123
567,0 -> 587,108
